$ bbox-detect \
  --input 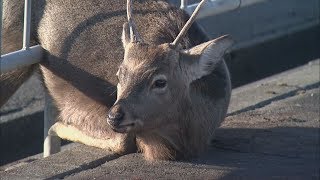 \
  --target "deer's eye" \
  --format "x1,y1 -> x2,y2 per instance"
152,79 -> 167,89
